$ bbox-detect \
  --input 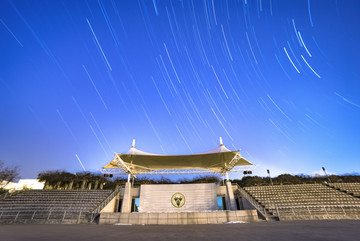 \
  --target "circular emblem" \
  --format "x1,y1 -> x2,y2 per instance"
171,193 -> 185,208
